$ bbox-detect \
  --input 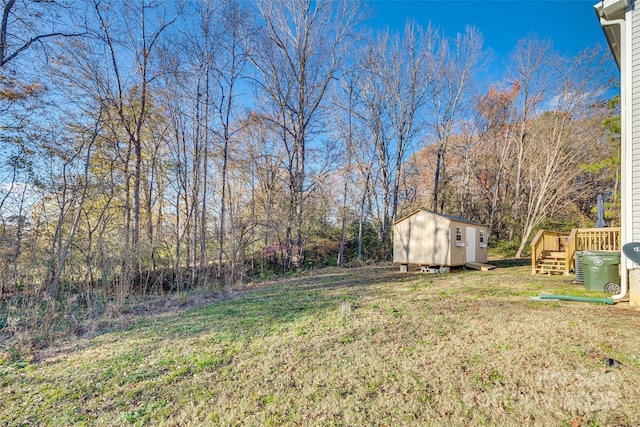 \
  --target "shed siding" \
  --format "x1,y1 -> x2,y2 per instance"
633,7 -> 640,241
449,221 -> 489,265
393,210 -> 488,266
393,212 -> 450,265
475,226 -> 489,263
449,221 -> 466,266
